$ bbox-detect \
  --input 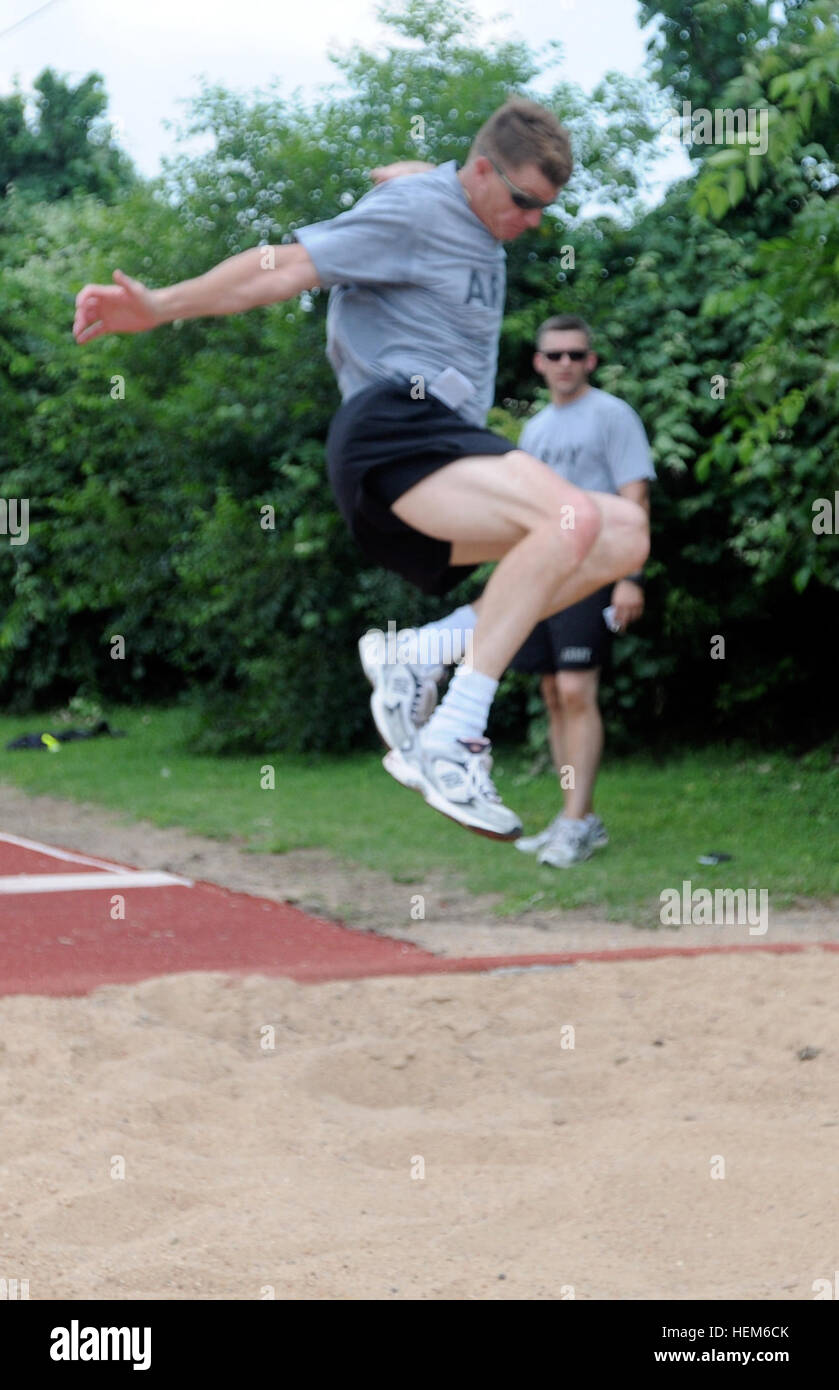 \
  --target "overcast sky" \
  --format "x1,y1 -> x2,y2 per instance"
1,0 -> 689,191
